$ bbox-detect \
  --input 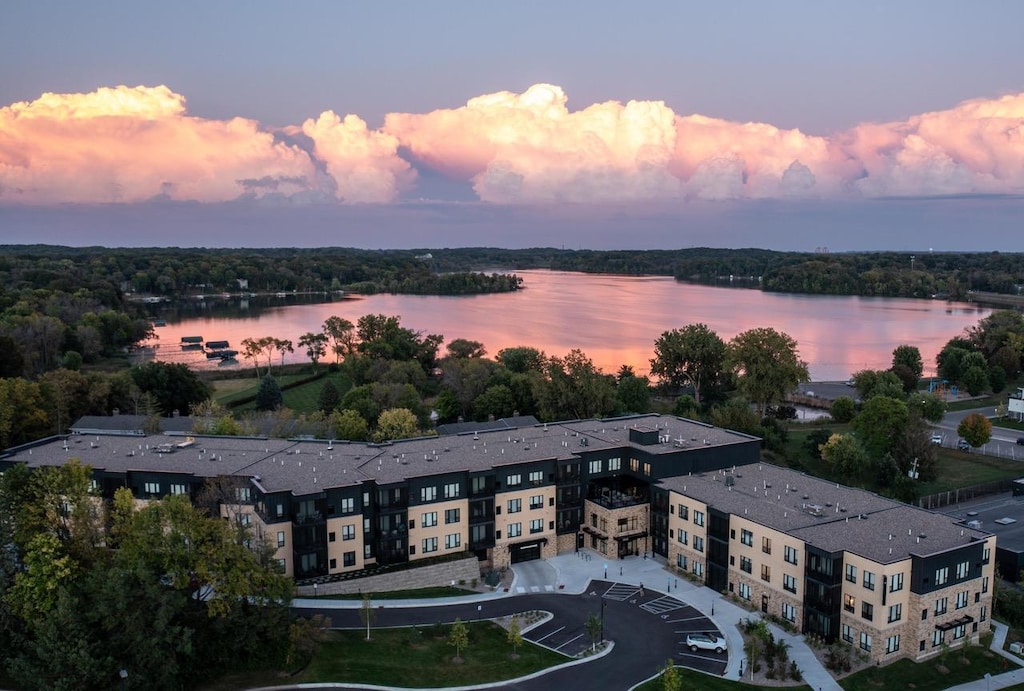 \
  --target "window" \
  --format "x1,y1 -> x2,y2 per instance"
508,522 -> 522,538
420,486 -> 437,502
608,457 -> 621,471
738,583 -> 751,601
530,519 -> 543,534
761,565 -> 771,583
343,551 -> 356,567
981,605 -> 988,622
762,536 -> 772,554
342,524 -> 355,540
845,564 -> 857,583
935,566 -> 949,586
693,562 -> 704,577
471,476 -> 488,494
956,591 -> 969,609
693,536 -> 704,552
983,546 -> 991,564
422,537 -> 438,553
421,512 -> 437,528
888,603 -> 902,623
740,556 -> 752,574
863,571 -> 876,591
677,529 -> 688,545
953,624 -> 966,640
529,494 -> 544,510
643,462 -> 651,476
676,554 -> 688,570
784,545 -> 798,566
630,458 -> 639,472
444,482 -> 460,499
329,558 -> 337,570
277,531 -> 285,548
235,486 -> 251,502
329,532 -> 336,543
445,508 -> 460,524
239,513 -> 251,526
935,597 -> 948,616
589,460 -> 602,474
844,594 -> 856,613
859,632 -> 872,652
529,470 -> 543,485
507,498 -> 522,514
890,572 -> 904,593
693,510 -> 705,527
886,635 -> 900,654
782,602 -> 796,623
445,533 -> 461,549
842,624 -> 853,643
783,574 -> 797,594
956,560 -> 969,579
339,497 -> 354,514
677,504 -> 689,520
144,482 -> 160,494
507,474 -> 522,487
741,529 -> 753,547
933,629 -> 945,647
861,602 -> 874,621
983,576 -> 989,594
170,483 -> 187,495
